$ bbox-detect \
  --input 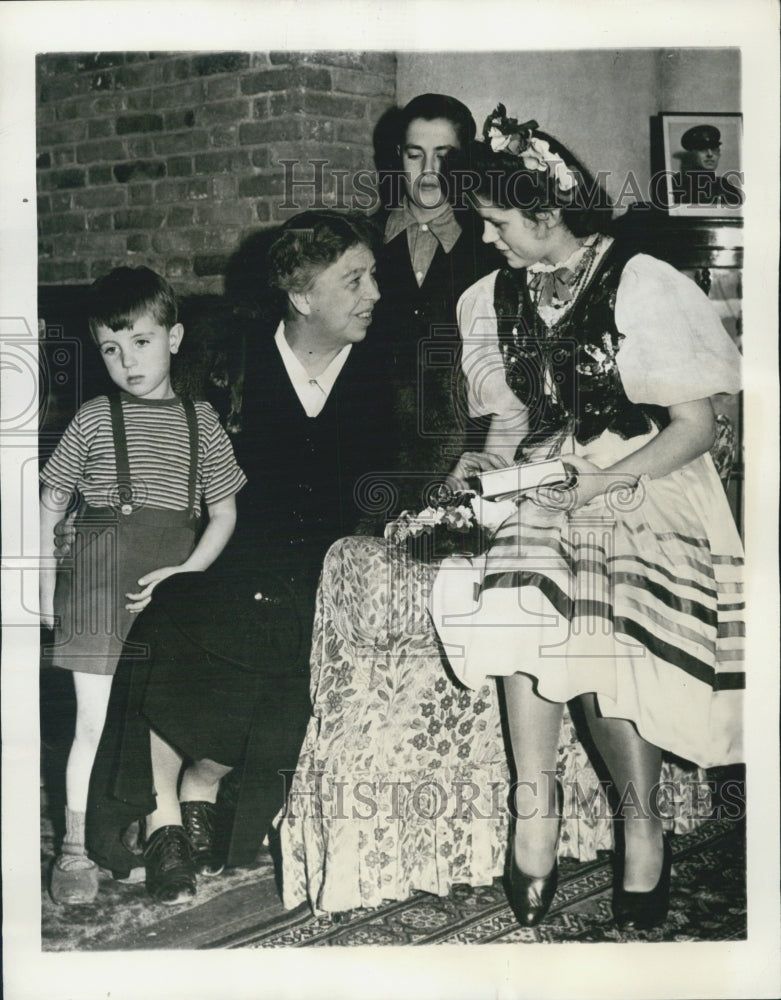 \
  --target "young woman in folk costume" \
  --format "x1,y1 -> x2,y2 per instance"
433,106 -> 744,929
